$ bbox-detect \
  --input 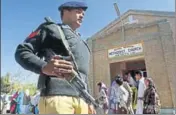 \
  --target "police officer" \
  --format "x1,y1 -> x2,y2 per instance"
15,1 -> 95,114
